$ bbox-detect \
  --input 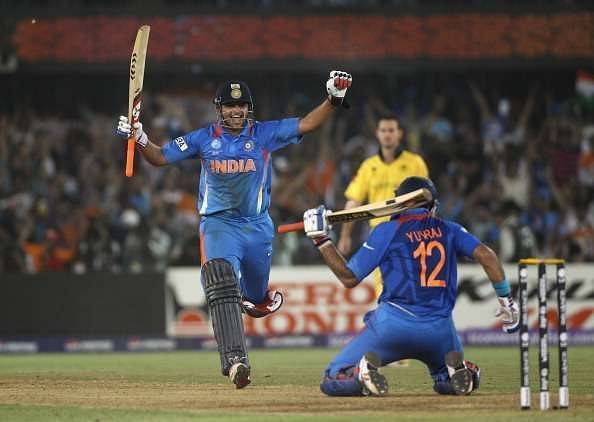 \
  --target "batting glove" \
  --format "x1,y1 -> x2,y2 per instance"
303,205 -> 332,247
495,296 -> 520,333
116,116 -> 148,148
326,70 -> 352,107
